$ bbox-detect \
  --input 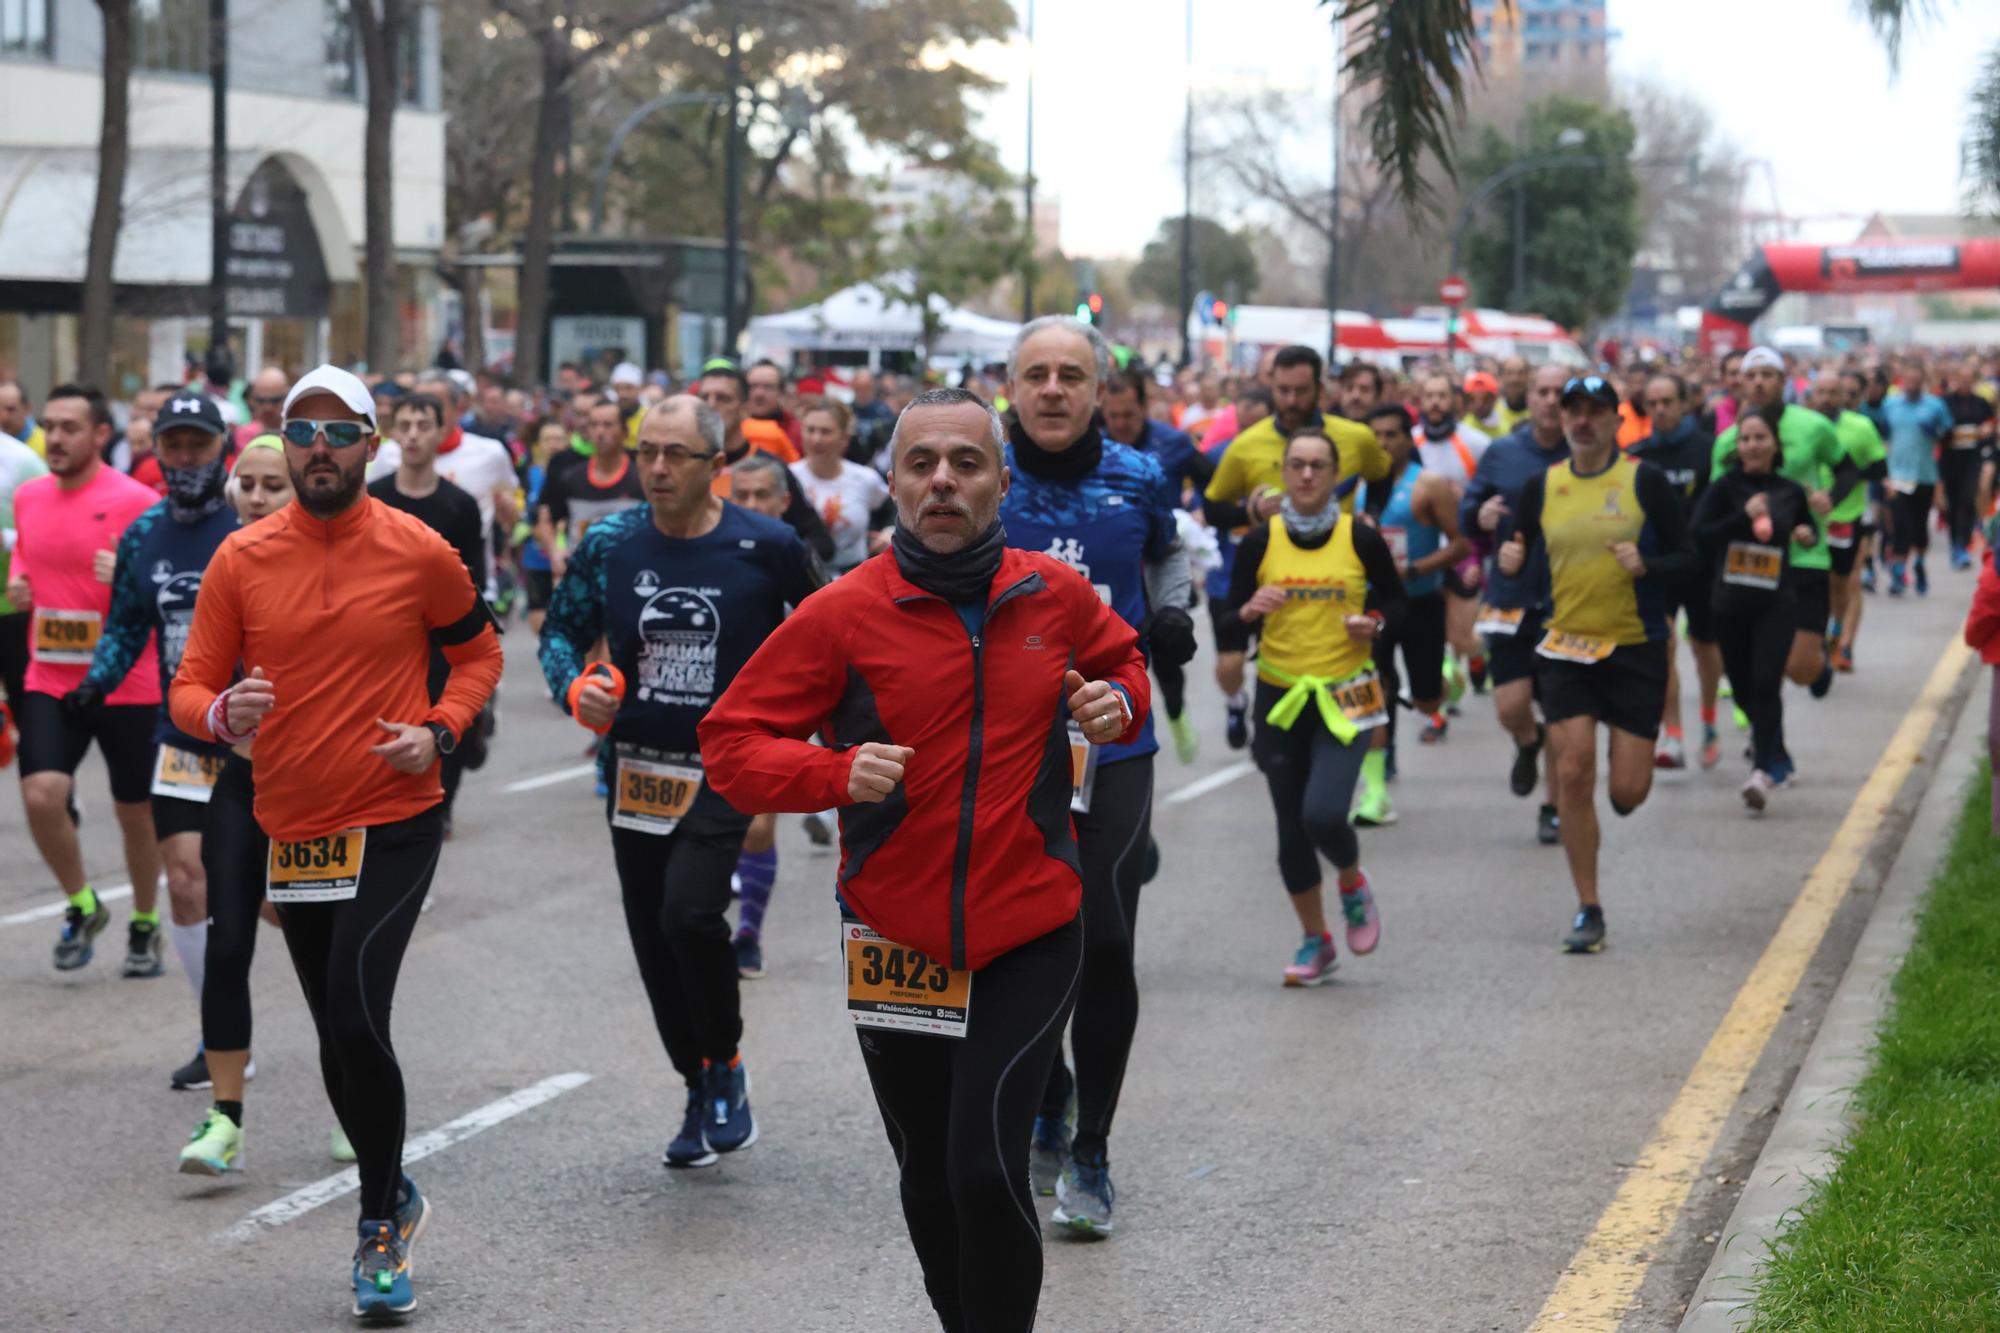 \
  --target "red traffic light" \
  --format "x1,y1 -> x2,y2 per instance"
1210,300 -> 1228,320
1087,293 -> 1103,315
